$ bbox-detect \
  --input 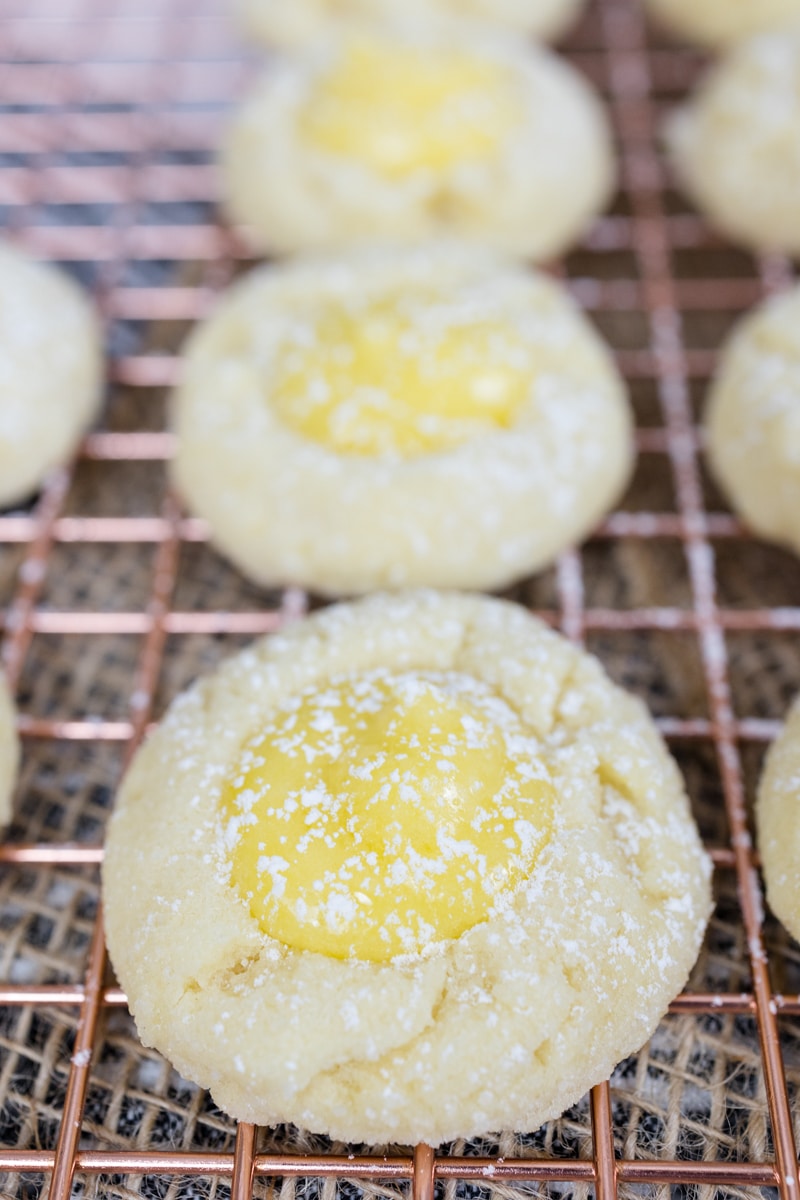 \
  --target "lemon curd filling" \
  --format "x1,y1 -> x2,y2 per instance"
270,300 -> 533,457
220,671 -> 554,962
299,38 -> 520,179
